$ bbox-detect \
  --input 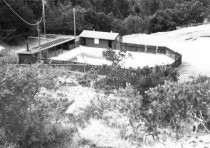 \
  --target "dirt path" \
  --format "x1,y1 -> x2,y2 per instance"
170,38 -> 210,81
